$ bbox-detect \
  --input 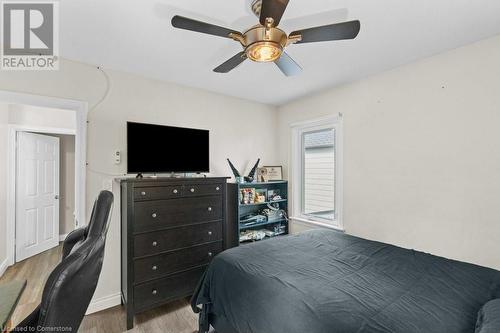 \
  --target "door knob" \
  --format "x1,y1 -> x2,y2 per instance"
207,207 -> 212,212
190,188 -> 195,193
54,195 -> 59,200
208,231 -> 212,236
